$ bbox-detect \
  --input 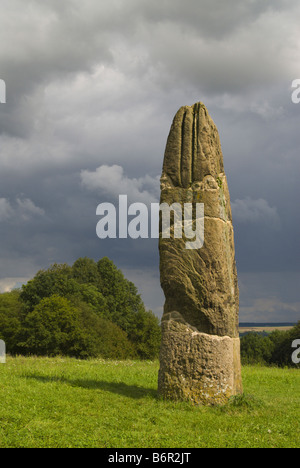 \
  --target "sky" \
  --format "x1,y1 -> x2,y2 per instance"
0,0 -> 300,323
